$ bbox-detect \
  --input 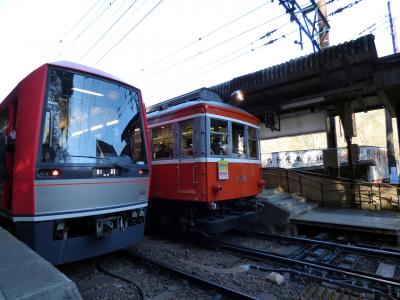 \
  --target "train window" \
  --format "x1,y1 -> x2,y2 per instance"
232,123 -> 245,158
180,119 -> 194,157
248,127 -> 258,159
151,125 -> 173,160
133,127 -> 145,163
210,118 -> 228,156
40,68 -> 146,165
